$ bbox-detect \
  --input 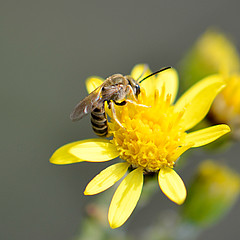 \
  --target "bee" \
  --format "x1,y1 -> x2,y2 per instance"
70,67 -> 171,137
